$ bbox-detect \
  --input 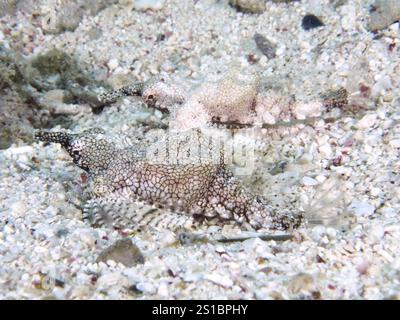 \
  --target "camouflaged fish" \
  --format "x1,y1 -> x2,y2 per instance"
98,73 -> 348,130
35,128 -> 302,232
